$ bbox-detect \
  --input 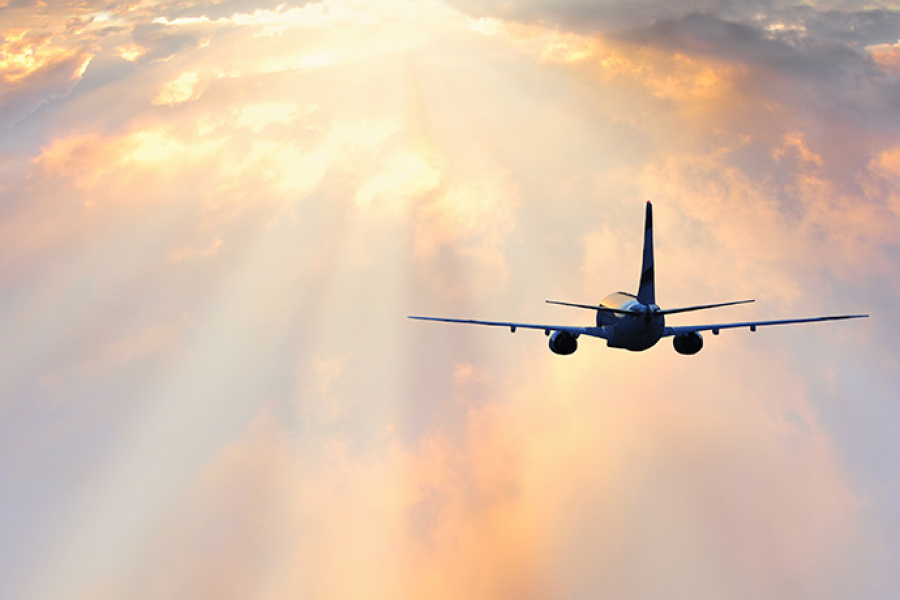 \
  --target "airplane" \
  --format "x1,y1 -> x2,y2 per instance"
408,202 -> 868,355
